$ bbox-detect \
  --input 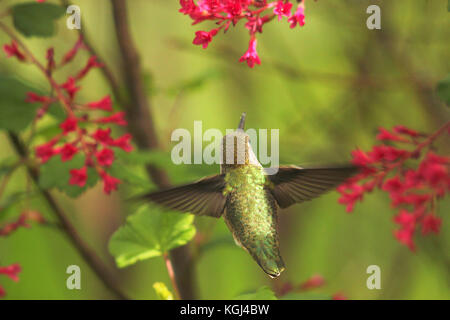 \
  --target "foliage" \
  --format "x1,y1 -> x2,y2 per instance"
12,2 -> 65,38
109,206 -> 196,268
0,76 -> 39,132
153,282 -> 174,300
